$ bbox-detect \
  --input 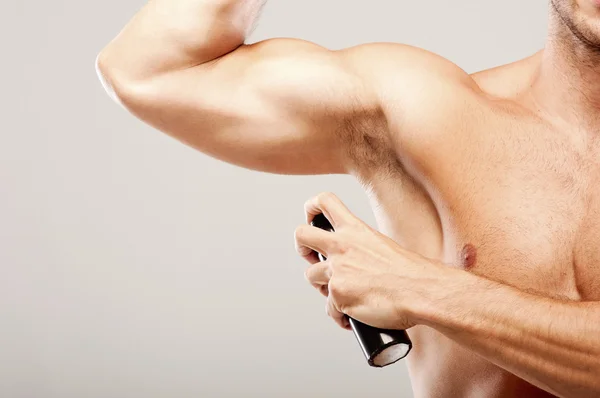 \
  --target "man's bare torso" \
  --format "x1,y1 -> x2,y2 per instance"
355,52 -> 600,397
97,0 -> 600,393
